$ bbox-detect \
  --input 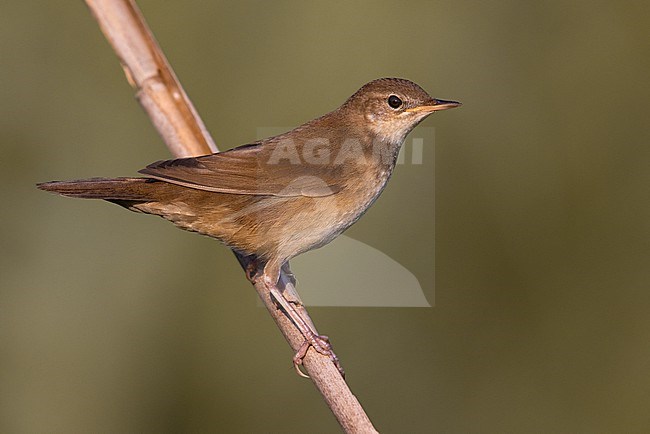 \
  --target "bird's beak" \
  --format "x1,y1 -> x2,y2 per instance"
406,98 -> 462,113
